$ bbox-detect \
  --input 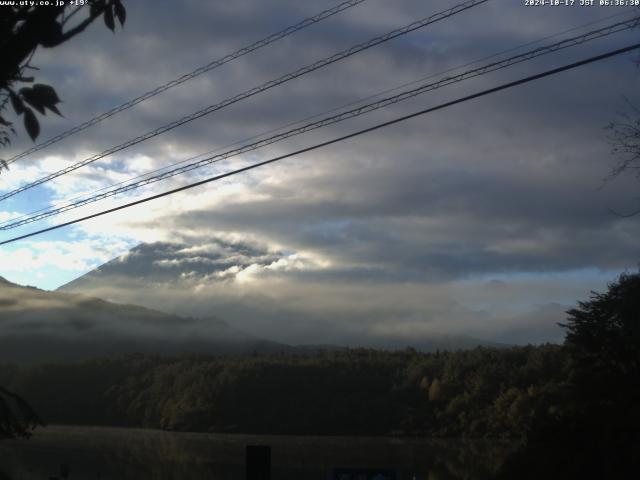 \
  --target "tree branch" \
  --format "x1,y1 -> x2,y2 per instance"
52,5 -> 108,46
